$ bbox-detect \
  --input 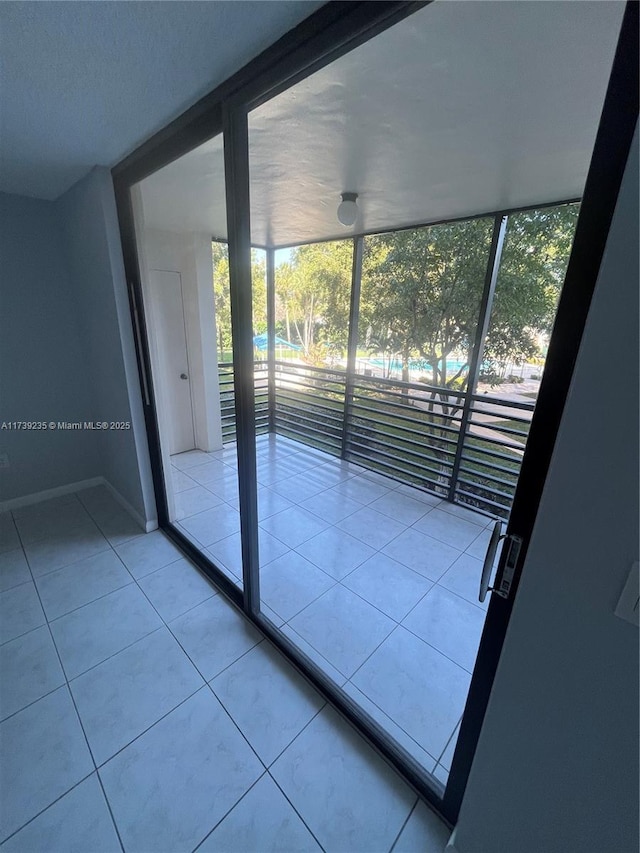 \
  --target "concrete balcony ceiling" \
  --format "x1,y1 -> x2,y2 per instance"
138,1 -> 625,247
